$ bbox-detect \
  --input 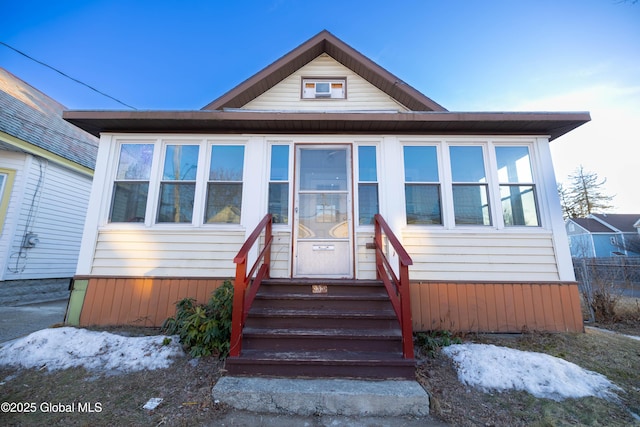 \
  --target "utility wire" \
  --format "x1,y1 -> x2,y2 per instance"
1,41 -> 137,110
